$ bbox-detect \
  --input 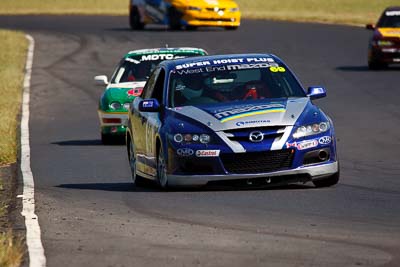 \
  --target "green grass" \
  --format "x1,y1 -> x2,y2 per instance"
0,30 -> 27,267
0,30 -> 27,166
0,0 -> 400,24
0,0 -> 399,25
238,0 -> 400,25
0,230 -> 24,267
